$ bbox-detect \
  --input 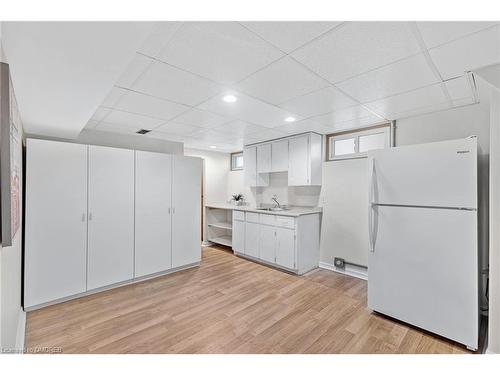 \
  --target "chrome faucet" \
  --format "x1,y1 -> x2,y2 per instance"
272,194 -> 280,208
